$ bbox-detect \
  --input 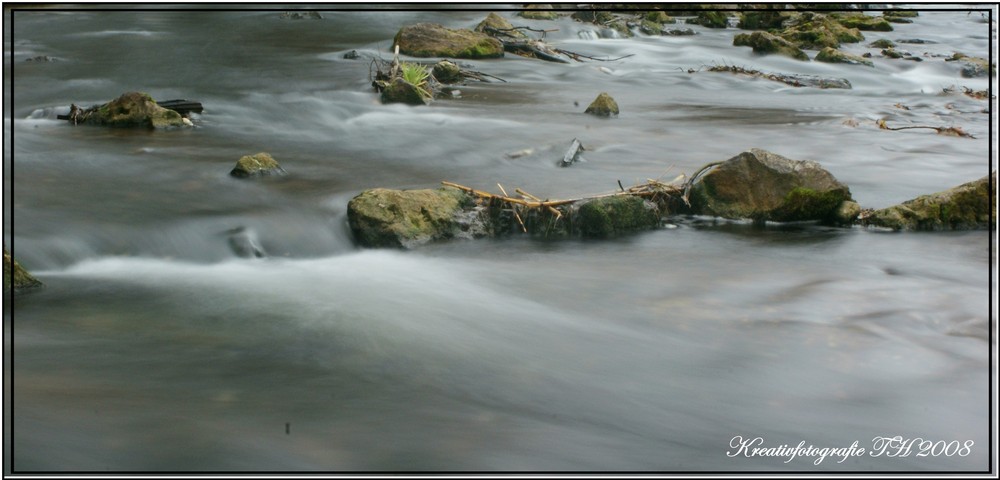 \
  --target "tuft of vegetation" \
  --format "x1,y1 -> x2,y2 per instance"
400,62 -> 430,88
